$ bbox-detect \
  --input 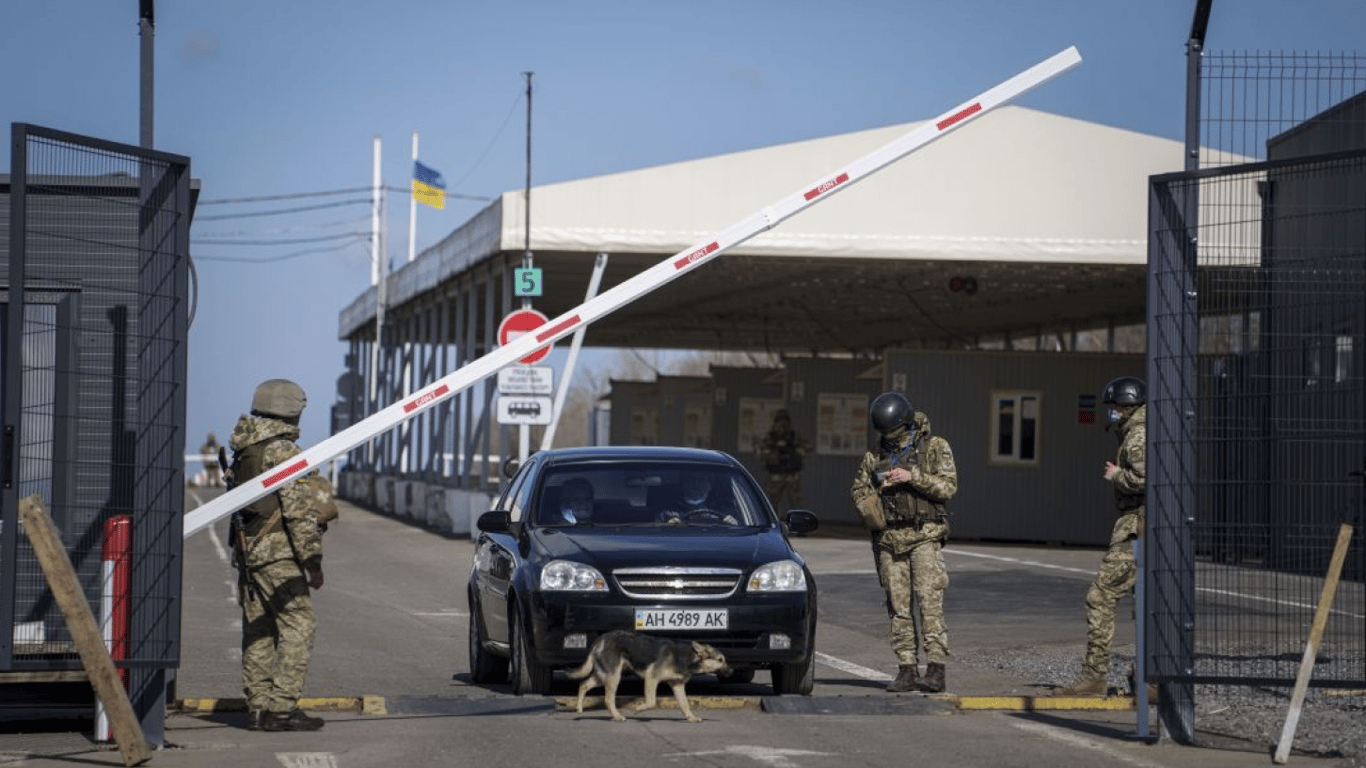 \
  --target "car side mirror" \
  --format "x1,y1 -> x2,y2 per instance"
502,457 -> 520,479
785,509 -> 819,535
477,510 -> 512,534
